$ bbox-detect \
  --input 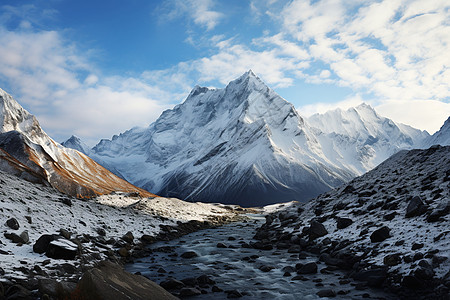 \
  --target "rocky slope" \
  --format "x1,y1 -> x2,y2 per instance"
87,71 -> 427,207
253,145 -> 449,299
0,88 -> 152,198
0,169 -> 241,298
